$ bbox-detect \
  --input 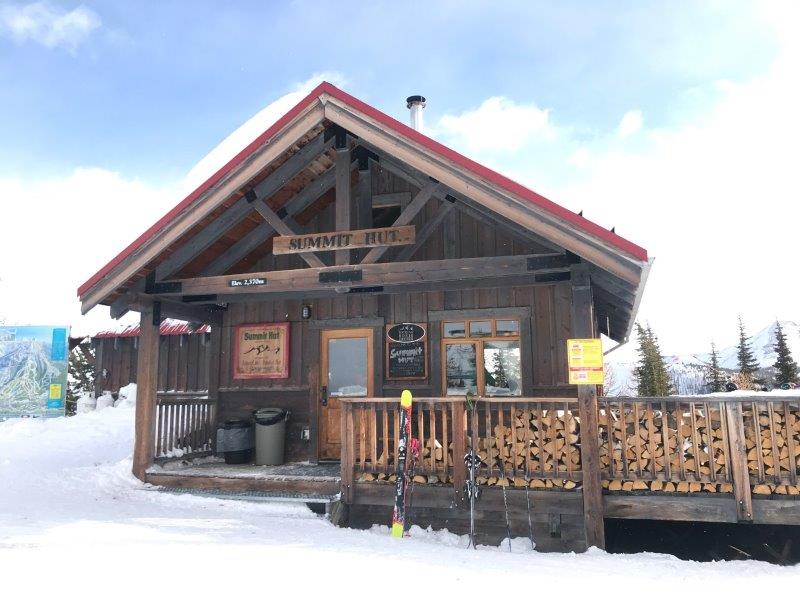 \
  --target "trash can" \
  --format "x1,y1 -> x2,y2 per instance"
216,418 -> 254,464
253,408 -> 289,465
